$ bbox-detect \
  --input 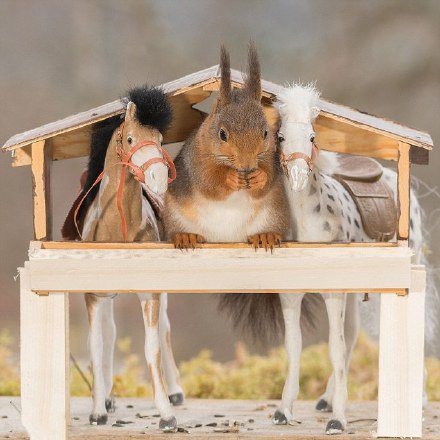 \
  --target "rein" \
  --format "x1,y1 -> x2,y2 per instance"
74,122 -> 176,242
